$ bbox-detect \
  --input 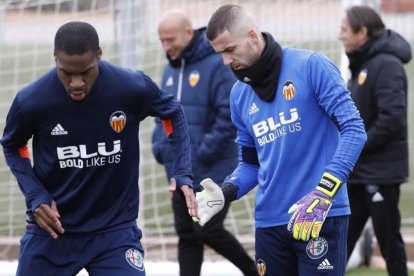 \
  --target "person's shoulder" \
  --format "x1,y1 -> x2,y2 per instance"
19,68 -> 56,97
283,46 -> 314,56
376,30 -> 412,64
288,47 -> 336,67
283,46 -> 321,64
11,68 -> 57,112
101,61 -> 162,93
99,60 -> 147,87
231,81 -> 251,99
232,80 -> 246,89
100,60 -> 143,77
370,52 -> 404,68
